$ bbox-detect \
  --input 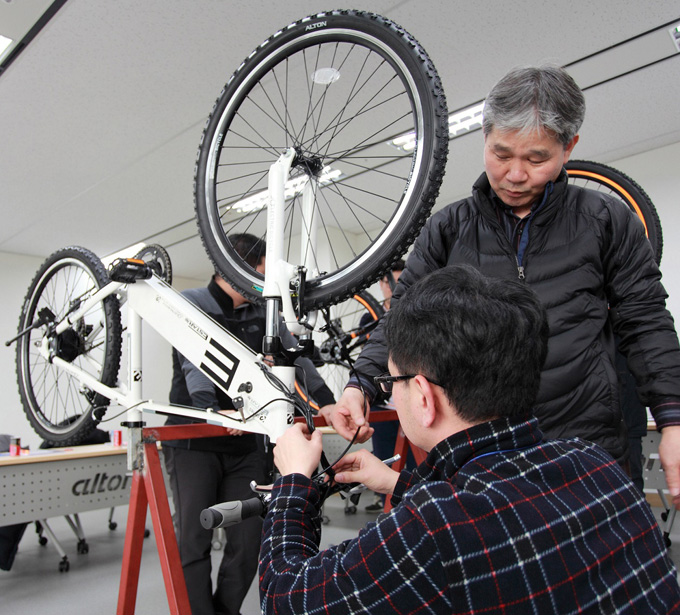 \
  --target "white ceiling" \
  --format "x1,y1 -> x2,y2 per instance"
1,0 -> 679,281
